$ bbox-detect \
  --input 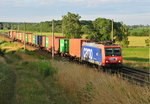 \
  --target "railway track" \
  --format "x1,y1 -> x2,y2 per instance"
0,33 -> 150,86
119,66 -> 150,86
